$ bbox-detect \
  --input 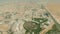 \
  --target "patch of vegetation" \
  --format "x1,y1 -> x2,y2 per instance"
32,18 -> 48,23
46,24 -> 60,34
